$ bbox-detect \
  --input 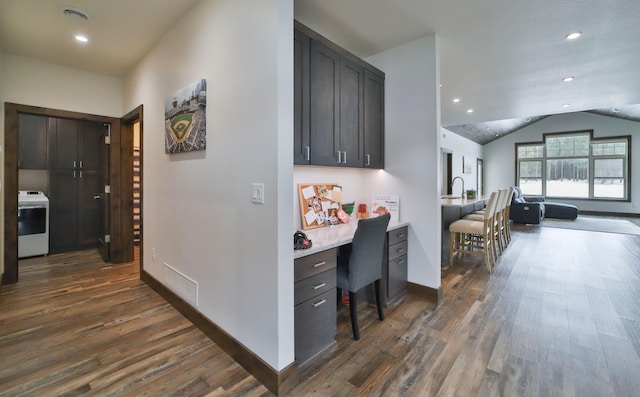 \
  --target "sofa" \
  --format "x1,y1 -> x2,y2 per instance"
510,186 -> 579,224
